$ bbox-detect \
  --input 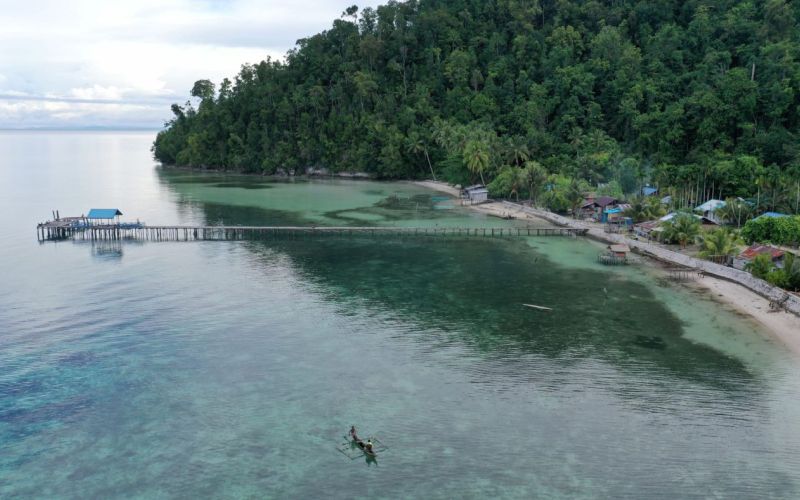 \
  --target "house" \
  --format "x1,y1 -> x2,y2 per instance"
733,244 -> 785,271
462,185 -> 488,204
601,205 -> 631,223
581,196 -> 619,219
694,199 -> 726,225
86,208 -> 123,226
601,207 -> 623,223
605,216 -> 633,233
642,186 -> 658,196
634,219 -> 661,238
